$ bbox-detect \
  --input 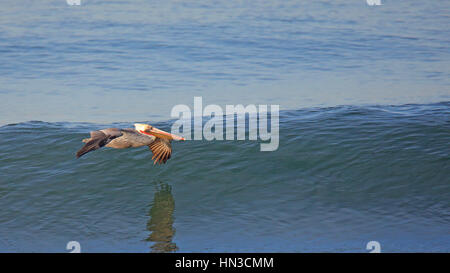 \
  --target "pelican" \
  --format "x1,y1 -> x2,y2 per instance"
76,123 -> 185,164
